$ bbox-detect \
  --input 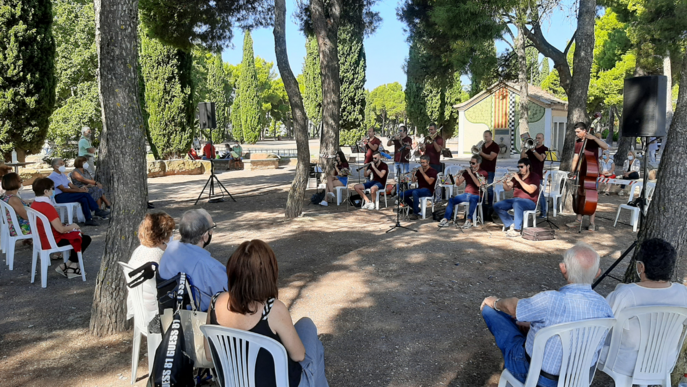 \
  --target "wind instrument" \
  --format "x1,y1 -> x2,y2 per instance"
521,133 -> 535,152
483,172 -> 515,188
471,140 -> 484,155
